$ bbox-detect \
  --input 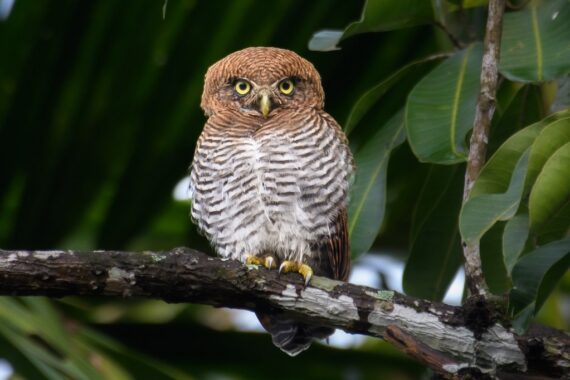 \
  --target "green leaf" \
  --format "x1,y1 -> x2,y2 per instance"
471,110 -> 570,198
344,54 -> 448,136
529,142 -> 570,232
349,110 -> 406,258
343,0 -> 434,37
308,0 -> 434,51
23,298 -> 69,349
510,236 -> 570,326
480,222 -> 511,294
526,117 -> 570,192
78,328 -> 190,380
500,0 -> 570,82
511,303 -> 536,334
503,213 -> 530,275
403,165 -> 464,301
406,44 -> 483,164
0,324 -> 99,380
535,201 -> 570,244
459,148 -> 530,243
0,298 -> 112,380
